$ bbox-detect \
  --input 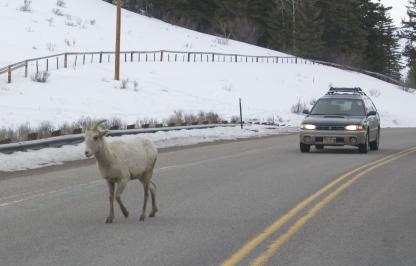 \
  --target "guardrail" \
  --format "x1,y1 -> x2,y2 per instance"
0,123 -> 238,154
3,49 -> 405,88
